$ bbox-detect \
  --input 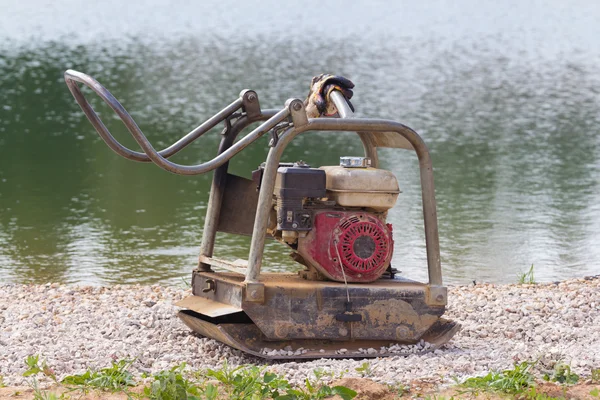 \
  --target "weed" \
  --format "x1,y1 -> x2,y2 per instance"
0,375 -> 5,388
312,367 -> 347,381
283,380 -> 356,400
24,355 -> 57,382
22,356 -> 64,400
206,363 -> 289,400
523,387 -> 565,400
179,276 -> 191,288
542,363 -> 579,384
388,382 -> 409,397
204,361 -> 356,400
460,361 -> 535,395
144,363 -> 201,400
354,362 -> 372,377
62,359 -> 135,393
518,264 -> 536,284
592,368 -> 600,383
30,379 -> 67,400
590,387 -> 599,398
